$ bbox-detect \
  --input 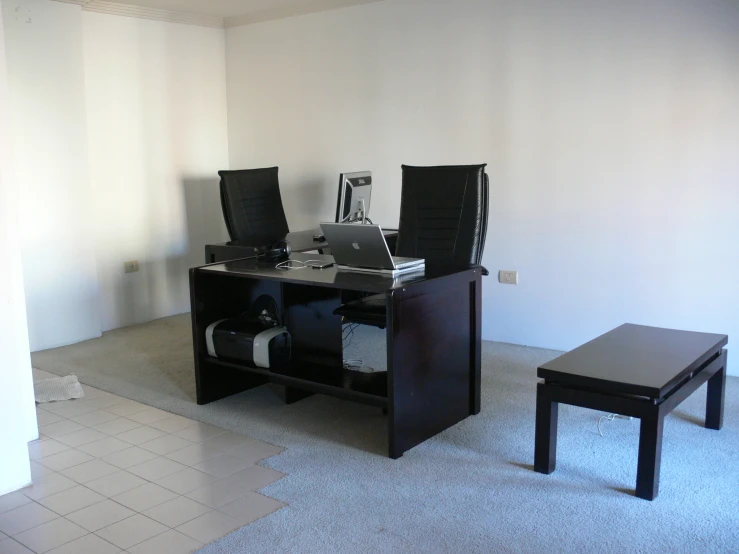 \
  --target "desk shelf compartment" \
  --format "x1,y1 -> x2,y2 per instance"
191,271 -> 385,406
202,357 -> 387,407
